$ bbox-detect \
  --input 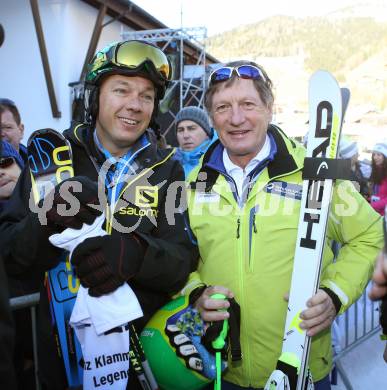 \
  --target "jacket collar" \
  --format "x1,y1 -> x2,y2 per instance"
64,123 -> 172,169
266,124 -> 299,178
